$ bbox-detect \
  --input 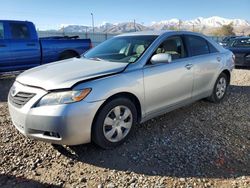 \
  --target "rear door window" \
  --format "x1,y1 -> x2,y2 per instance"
0,22 -> 4,39
185,35 -> 210,56
10,23 -> 30,39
